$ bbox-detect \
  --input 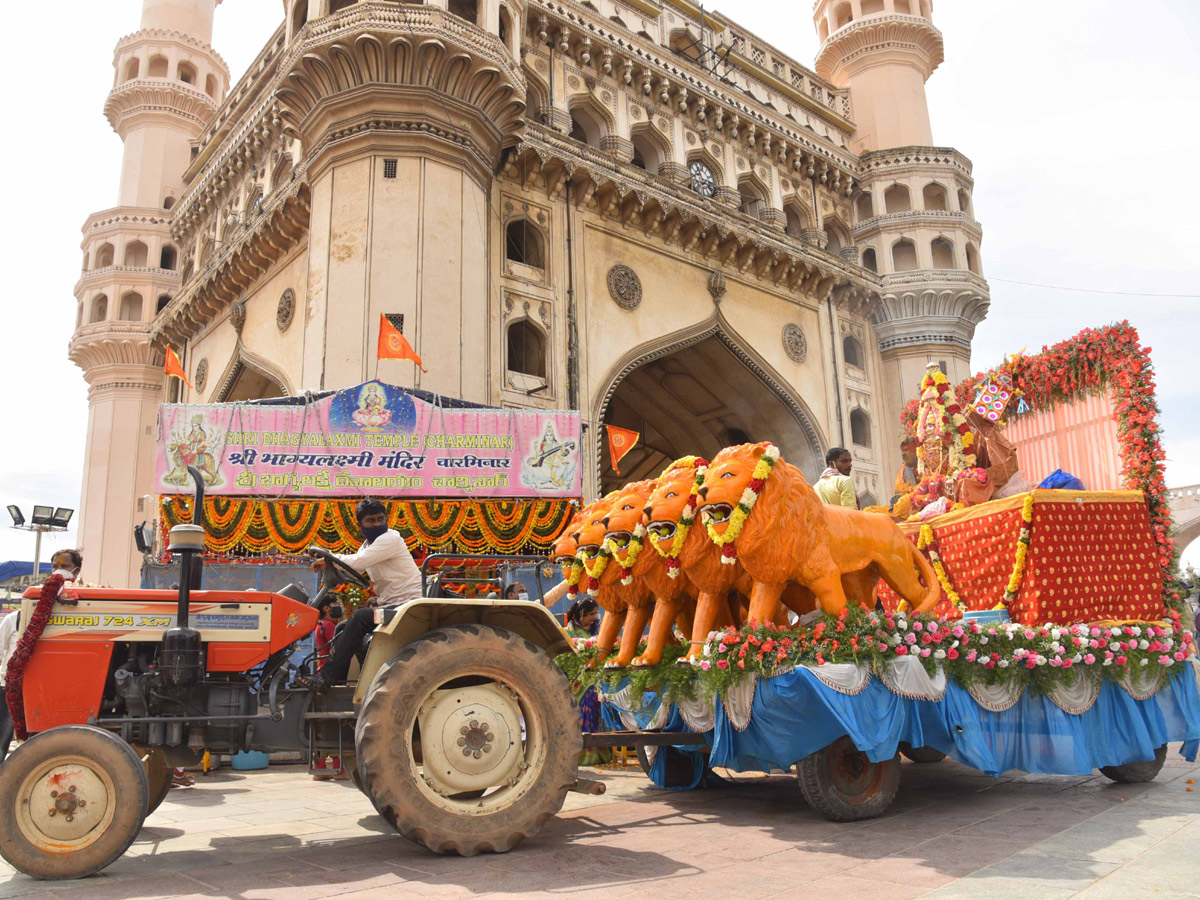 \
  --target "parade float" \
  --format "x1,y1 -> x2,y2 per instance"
559,323 -> 1200,819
